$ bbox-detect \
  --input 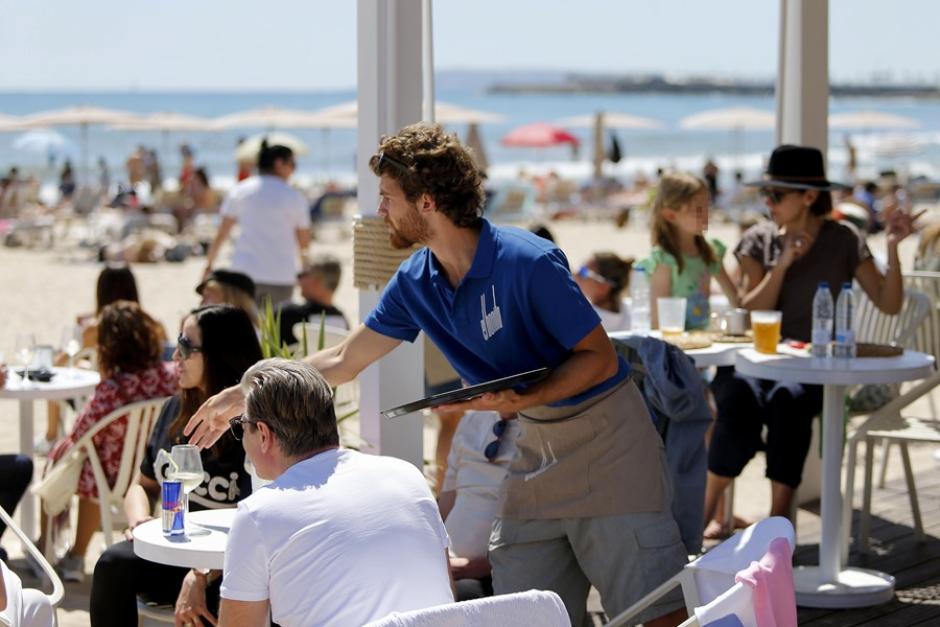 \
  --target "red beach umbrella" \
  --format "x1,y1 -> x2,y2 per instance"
501,123 -> 579,148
